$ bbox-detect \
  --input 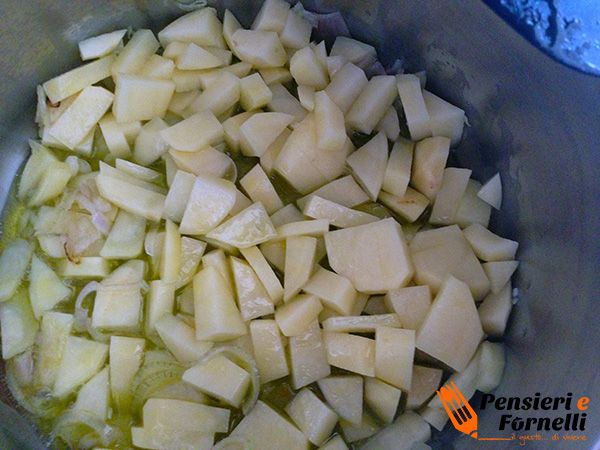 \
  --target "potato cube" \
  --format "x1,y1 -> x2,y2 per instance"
482,260 -> 519,293
109,336 -> 145,409
296,175 -> 369,210
385,286 -> 431,331
252,0 -> 290,33
111,29 -> 159,77
289,319 -> 330,389
160,110 -> 223,152
422,90 -> 465,146
286,388 -> 338,445
143,398 -> 230,435
290,47 -> 328,90
183,355 -> 250,408
314,91 -> 346,154
223,111 -> 257,152
34,312 -> 73,388
113,74 -> 175,122
145,280 -> 175,335
456,179 -> 492,228
476,341 -> 505,393
187,71 -> 241,117
269,83 -> 308,122
303,196 -> 378,229
249,320 -> 289,383
260,67 -> 293,85
158,7 -> 225,48
382,138 -> 413,199
416,276 -> 484,372
325,218 -> 413,294
410,136 -> 450,200
206,203 -> 277,249
429,167 -> 472,226
346,75 -> 397,134
163,171 -> 196,223
339,413 -> 380,443
298,84 -> 315,111
364,377 -> 402,423
160,219 -> 182,284
178,237 -> 206,287
231,256 -> 275,321
325,62 -> 368,115
478,282 -> 513,337
406,365 -> 443,409
396,74 -> 431,141
303,267 -> 357,315
176,43 -> 224,70
239,112 -> 295,158
322,314 -> 400,333
240,73 -> 272,111
276,219 -> 330,241
317,376 -> 363,425
231,29 -> 287,68
280,8 -> 313,49
133,117 -> 169,166
375,105 -> 401,141
346,132 -> 388,201
169,147 -> 236,181
139,54 -> 175,79
324,332 -> 375,377
463,223 -> 519,261
240,247 -> 283,305
276,294 -> 322,336
58,257 -> 110,278
375,327 -> 414,391
478,173 -> 502,209
284,236 -> 317,302
330,37 -> 376,67
79,29 -> 126,61
0,289 -> 38,360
